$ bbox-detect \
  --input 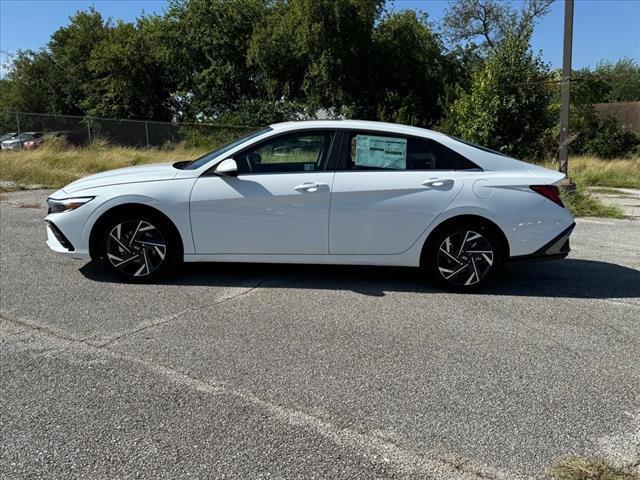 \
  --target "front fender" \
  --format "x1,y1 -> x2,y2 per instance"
58,177 -> 196,257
